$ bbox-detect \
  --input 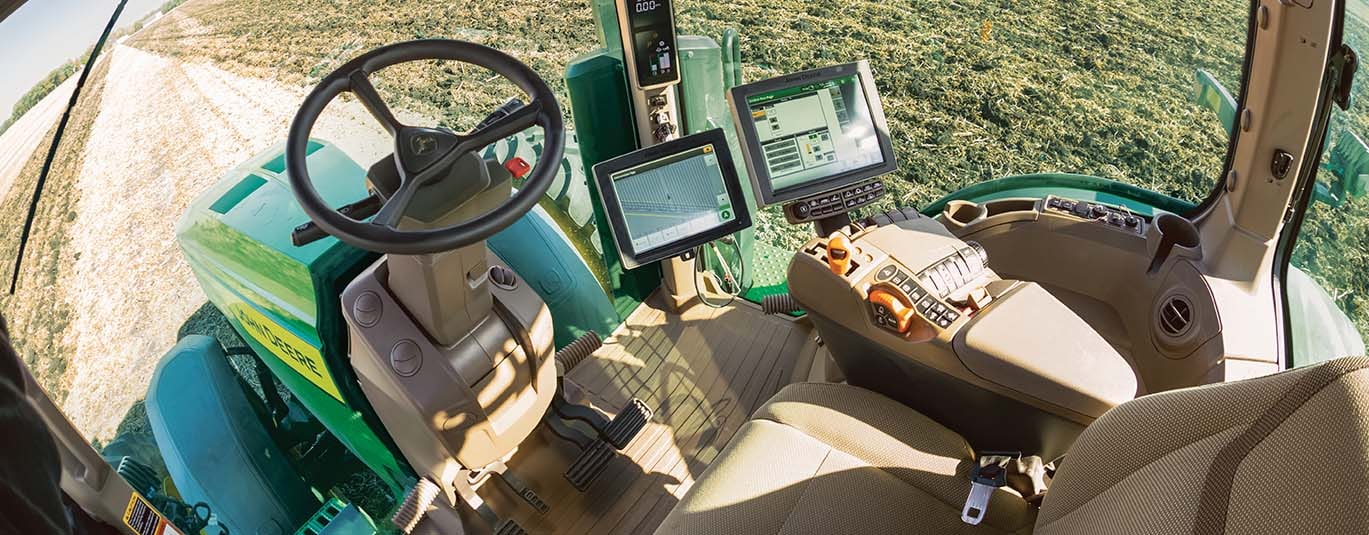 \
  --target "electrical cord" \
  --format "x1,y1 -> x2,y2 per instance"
693,236 -> 749,309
